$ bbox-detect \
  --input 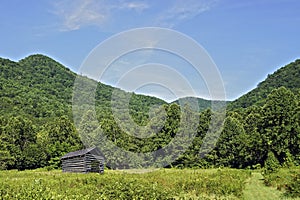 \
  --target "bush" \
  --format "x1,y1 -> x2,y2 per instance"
264,151 -> 280,174
285,173 -> 300,198
263,167 -> 300,198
